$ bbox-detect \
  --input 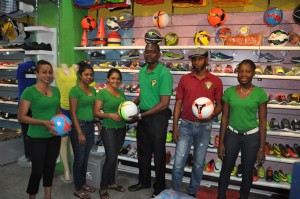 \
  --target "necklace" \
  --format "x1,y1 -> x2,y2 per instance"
36,85 -> 49,96
240,85 -> 253,95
